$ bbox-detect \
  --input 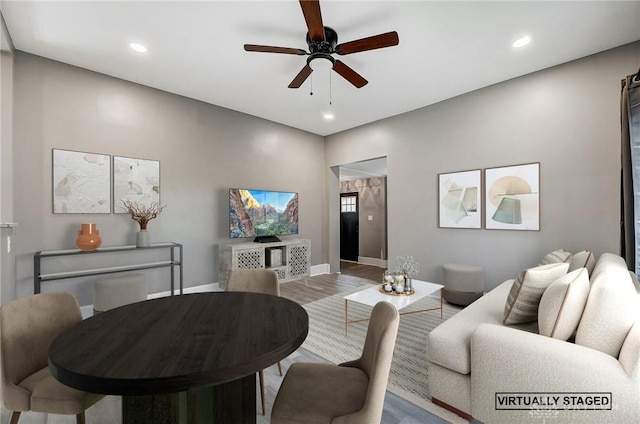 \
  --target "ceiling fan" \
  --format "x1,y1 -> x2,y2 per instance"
244,0 -> 399,89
